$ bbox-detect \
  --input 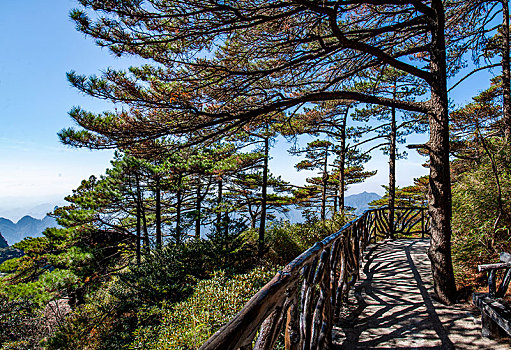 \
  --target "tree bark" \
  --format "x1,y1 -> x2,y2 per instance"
389,86 -> 397,240
141,200 -> 150,252
258,136 -> 269,258
502,0 -> 511,140
135,171 -> 142,264
195,176 -> 202,239
321,148 -> 328,221
217,178 -> 223,232
427,0 -> 457,305
175,174 -> 183,244
338,107 -> 349,216
155,175 -> 162,249
478,127 -> 504,248
333,188 -> 338,213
